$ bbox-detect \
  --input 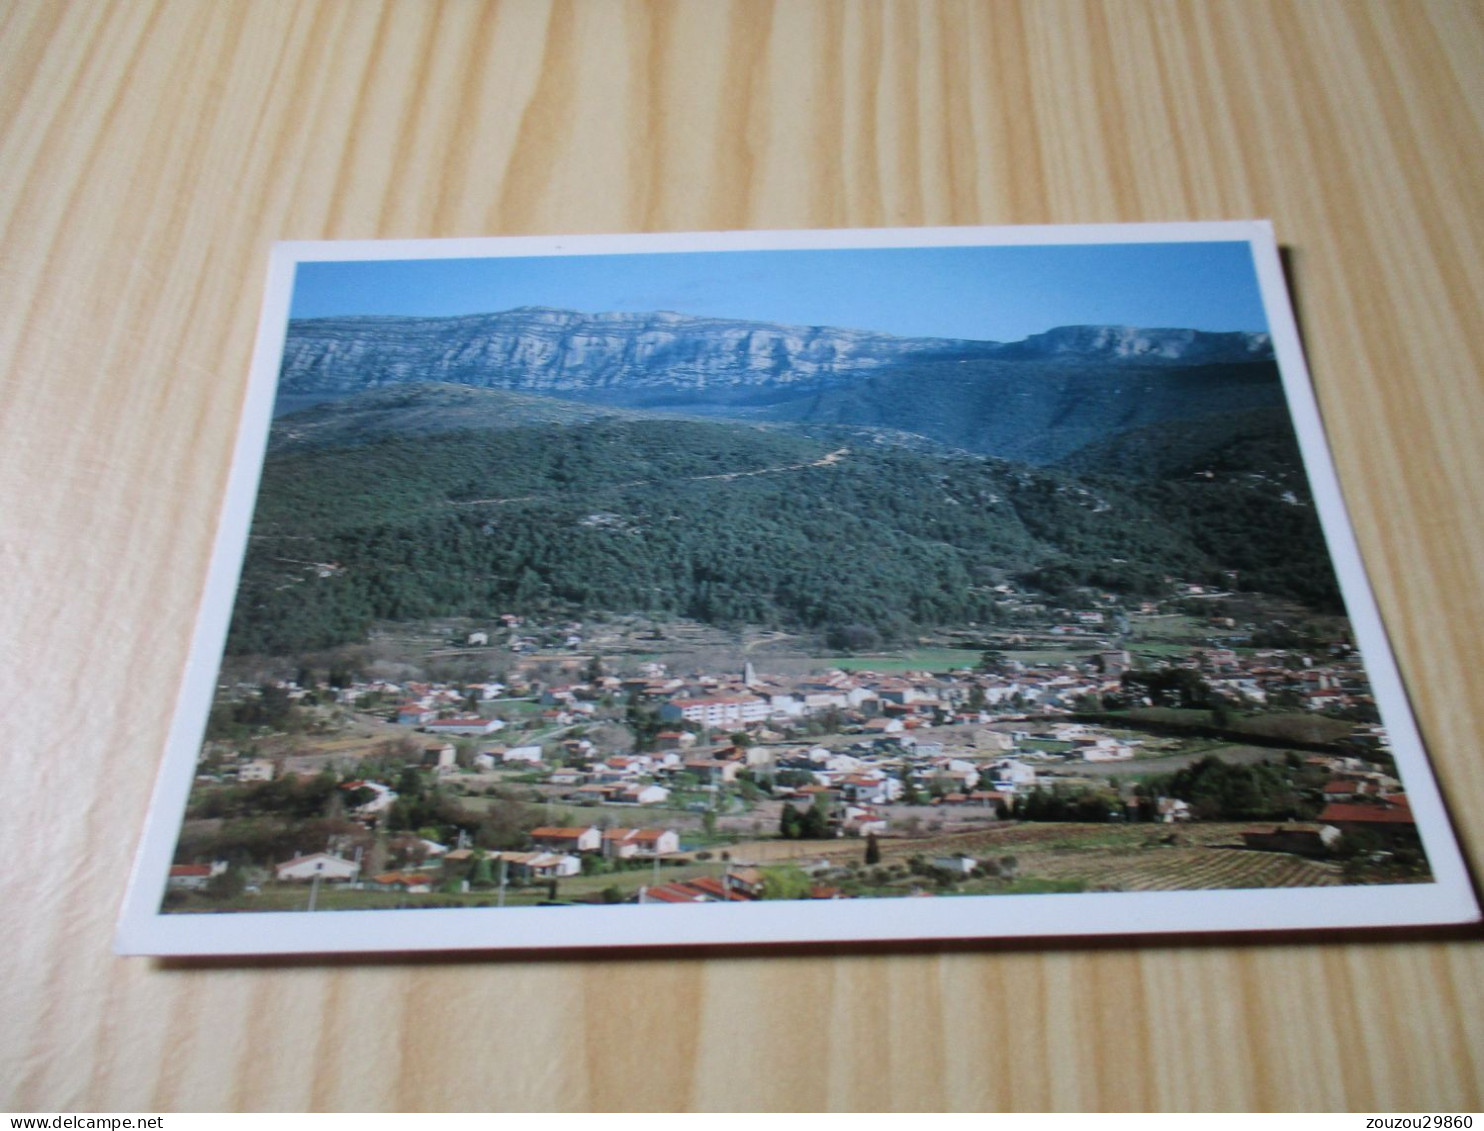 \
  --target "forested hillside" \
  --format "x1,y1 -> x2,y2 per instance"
267,382 -> 652,450
226,412 -> 1343,655
747,357 -> 1285,464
